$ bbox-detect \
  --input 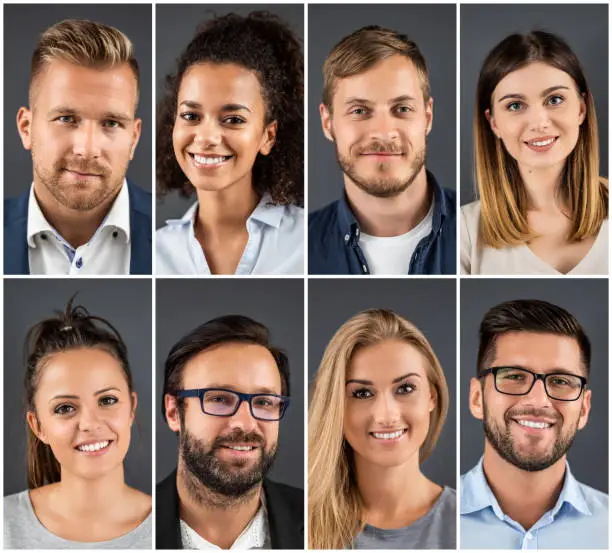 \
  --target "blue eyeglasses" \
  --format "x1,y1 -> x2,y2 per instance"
175,388 -> 290,421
